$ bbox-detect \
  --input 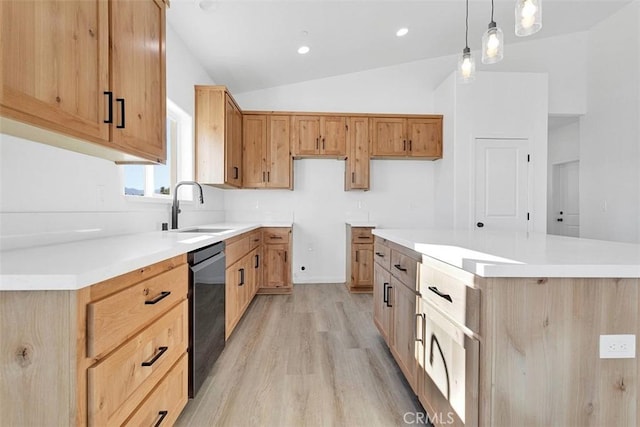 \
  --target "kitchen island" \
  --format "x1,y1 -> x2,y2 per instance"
372,228 -> 640,427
